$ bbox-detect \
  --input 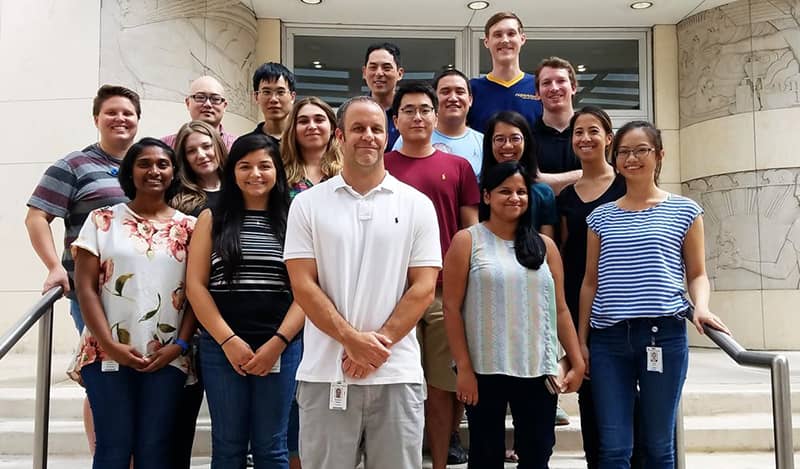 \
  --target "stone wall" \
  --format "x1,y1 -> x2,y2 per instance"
678,0 -> 800,349
0,0 -> 257,353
